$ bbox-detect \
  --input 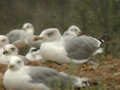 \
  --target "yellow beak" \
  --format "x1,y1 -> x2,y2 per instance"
32,37 -> 44,41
